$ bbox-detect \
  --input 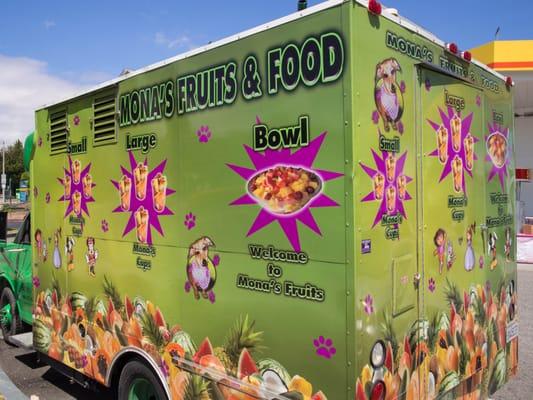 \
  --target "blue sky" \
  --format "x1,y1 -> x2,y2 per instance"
1,0 -> 532,143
